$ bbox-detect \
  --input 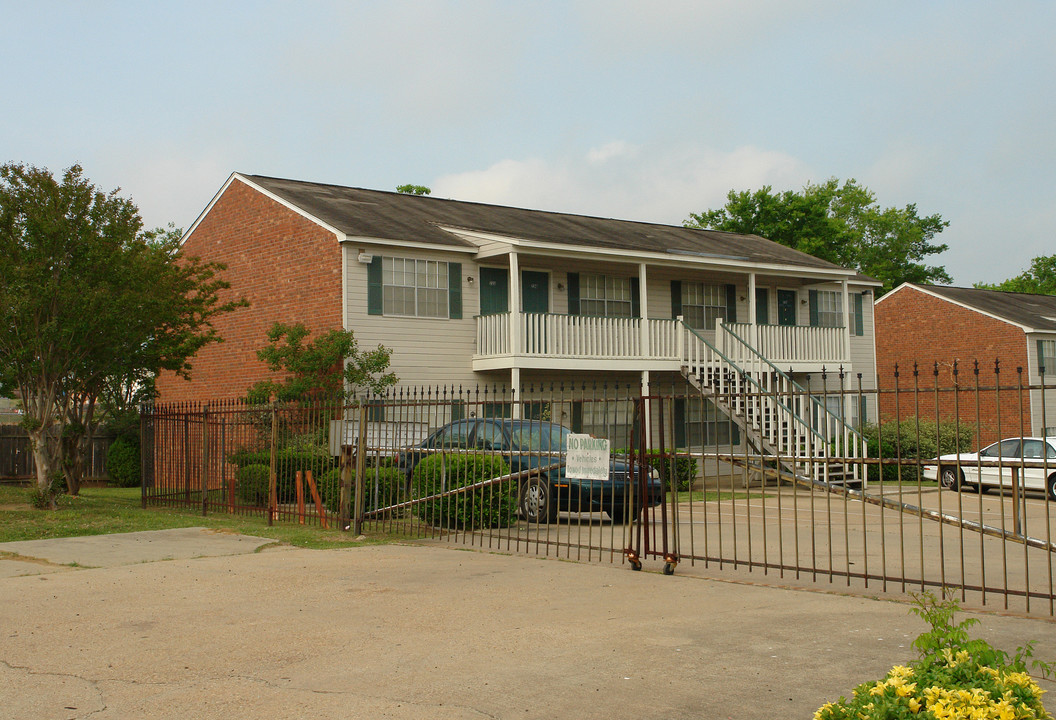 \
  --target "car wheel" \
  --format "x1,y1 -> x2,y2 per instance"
1047,473 -> 1056,502
939,466 -> 962,491
519,477 -> 556,523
